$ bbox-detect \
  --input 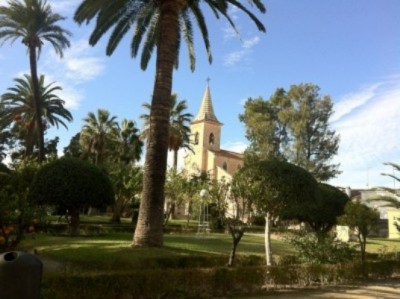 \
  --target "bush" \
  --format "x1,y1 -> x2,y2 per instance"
41,266 -> 266,299
287,230 -> 356,264
0,163 -> 41,252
